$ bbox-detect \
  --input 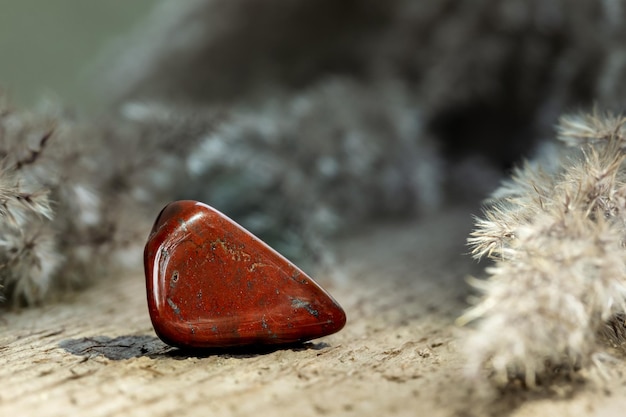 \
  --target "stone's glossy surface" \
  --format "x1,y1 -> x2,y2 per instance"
144,200 -> 346,349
